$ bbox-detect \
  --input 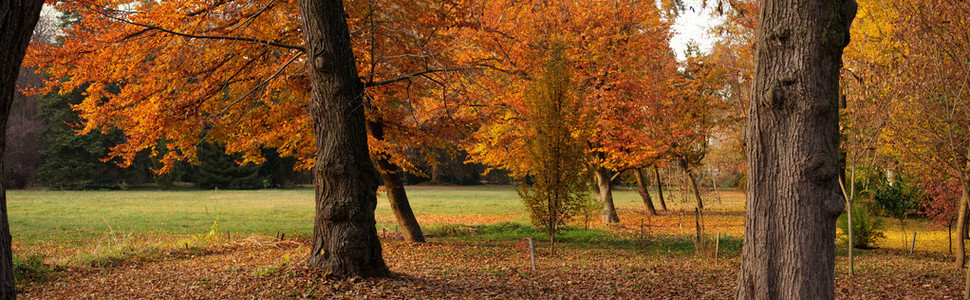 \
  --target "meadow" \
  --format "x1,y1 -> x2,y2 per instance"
7,186 -> 966,298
